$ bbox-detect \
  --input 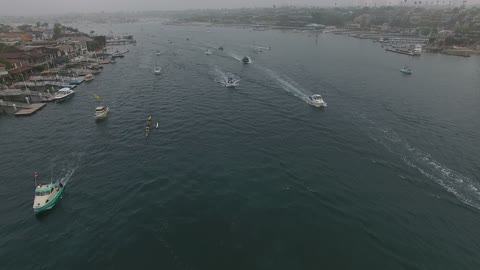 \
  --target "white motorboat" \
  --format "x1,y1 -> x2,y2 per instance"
54,88 -> 76,102
94,105 -> 110,120
154,66 -> 162,75
205,49 -> 212,55
309,94 -> 327,108
155,50 -> 161,56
